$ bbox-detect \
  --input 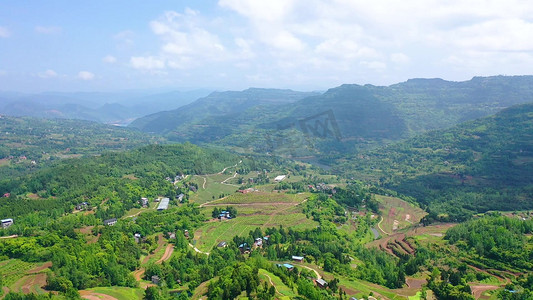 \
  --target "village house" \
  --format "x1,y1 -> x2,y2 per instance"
157,198 -> 170,211
75,202 -> 89,211
282,263 -> 294,270
219,210 -> 231,220
176,193 -> 184,202
141,197 -> 149,207
238,188 -> 254,194
134,233 -> 142,243
292,255 -> 304,262
274,175 -> 286,182
184,230 -> 189,238
3,193 -> 10,198
103,218 -> 117,226
238,243 -> 250,254
254,237 -> 263,247
1,218 -> 13,228
316,278 -> 328,288
151,275 -> 160,285
168,232 -> 176,239
217,241 -> 228,248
